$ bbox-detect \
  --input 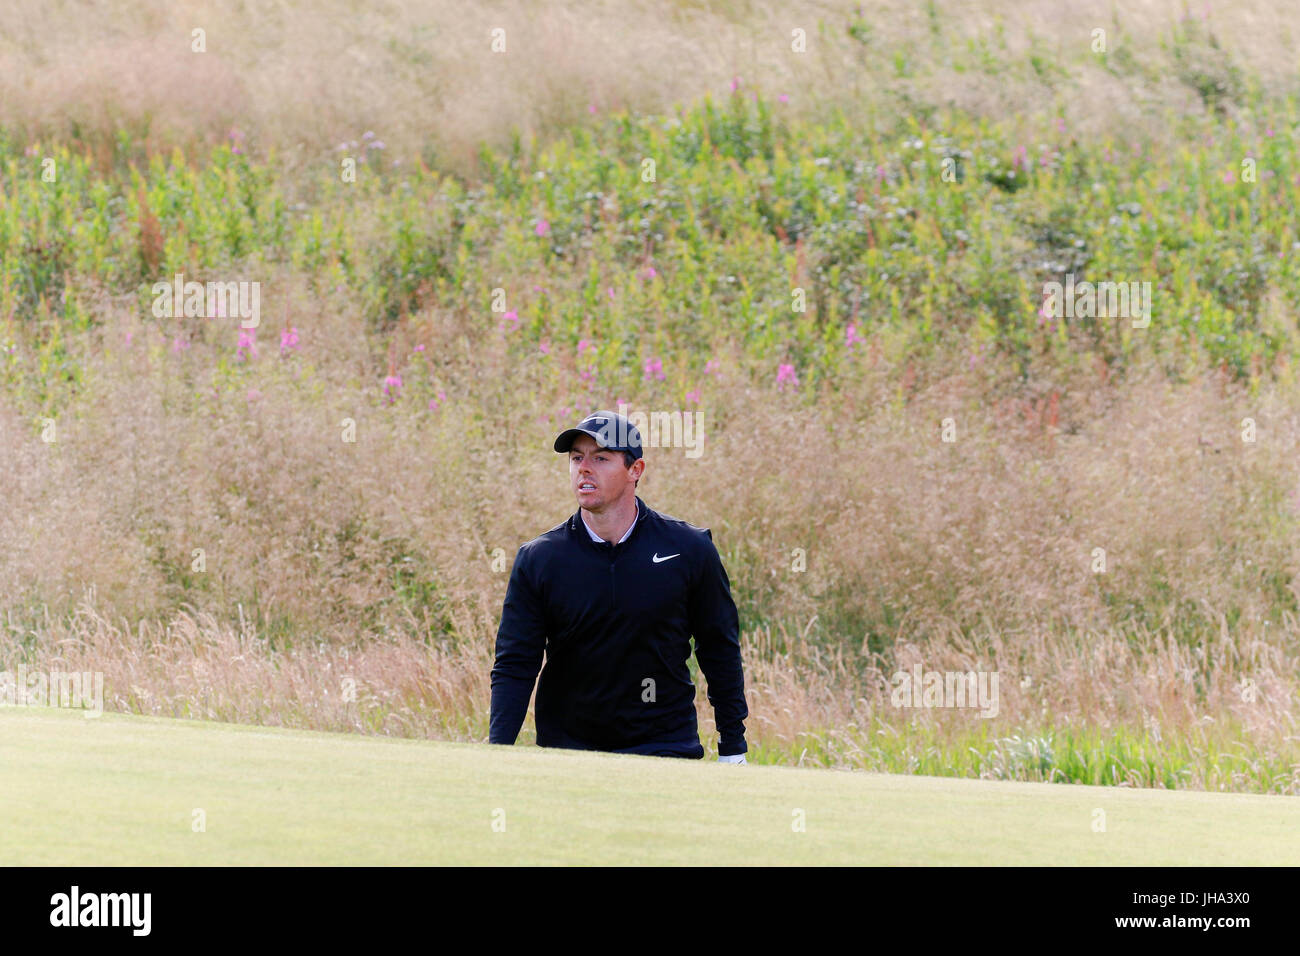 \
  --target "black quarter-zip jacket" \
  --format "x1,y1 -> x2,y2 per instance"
489,495 -> 749,757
